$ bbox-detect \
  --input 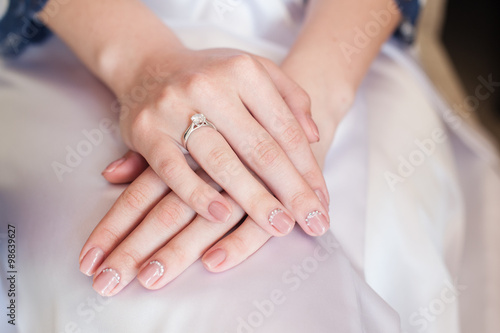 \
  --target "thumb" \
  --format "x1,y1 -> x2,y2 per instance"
101,150 -> 149,184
